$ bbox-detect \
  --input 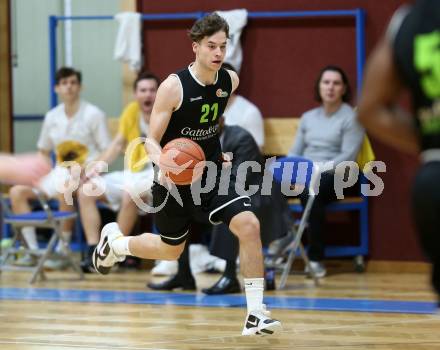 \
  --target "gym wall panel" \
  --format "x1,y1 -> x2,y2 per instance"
70,0 -> 123,118
12,0 -> 62,115
0,0 -> 12,152
12,0 -> 124,152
